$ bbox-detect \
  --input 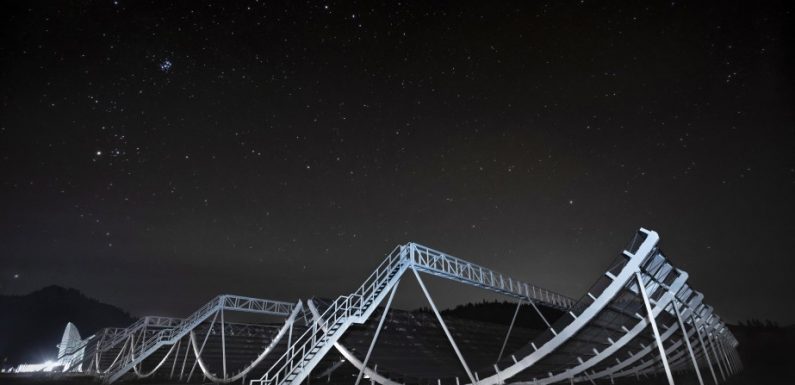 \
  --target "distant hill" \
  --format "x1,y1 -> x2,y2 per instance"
730,322 -> 795,366
0,286 -> 135,367
438,299 -> 565,330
